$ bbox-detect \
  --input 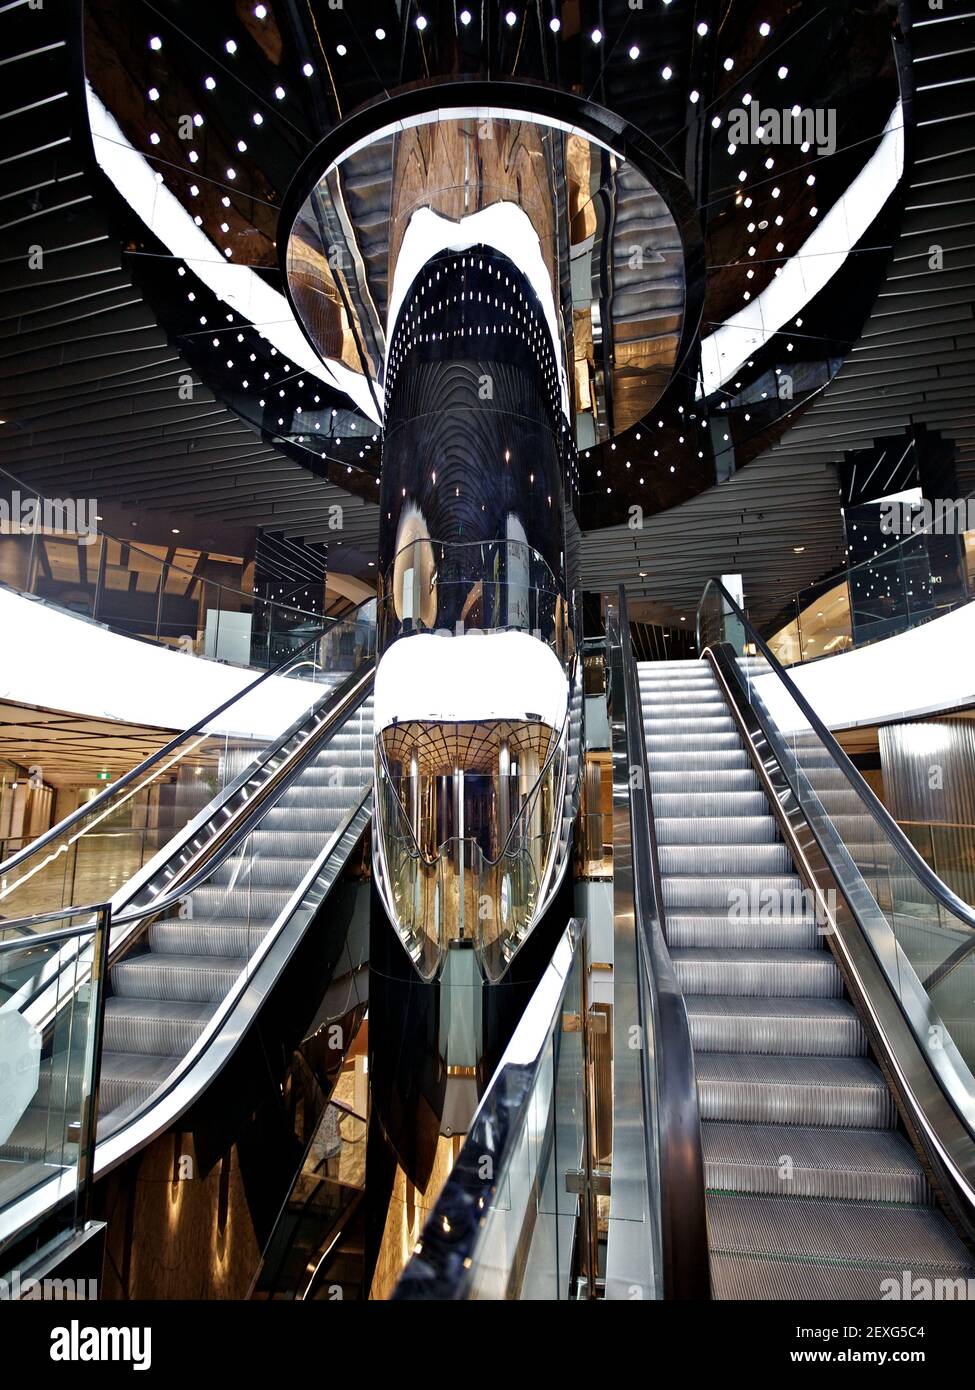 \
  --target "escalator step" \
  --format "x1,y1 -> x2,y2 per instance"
696,1054 -> 896,1128
659,842 -> 793,875
666,912 -> 821,949
703,1122 -> 931,1203
672,948 -> 841,998
148,918 -> 273,957
102,997 -> 218,1055
99,1053 -> 179,1115
686,996 -> 867,1056
662,872 -> 805,909
653,788 -> 765,815
655,815 -> 778,844
707,1194 -> 975,1300
111,953 -> 244,1003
